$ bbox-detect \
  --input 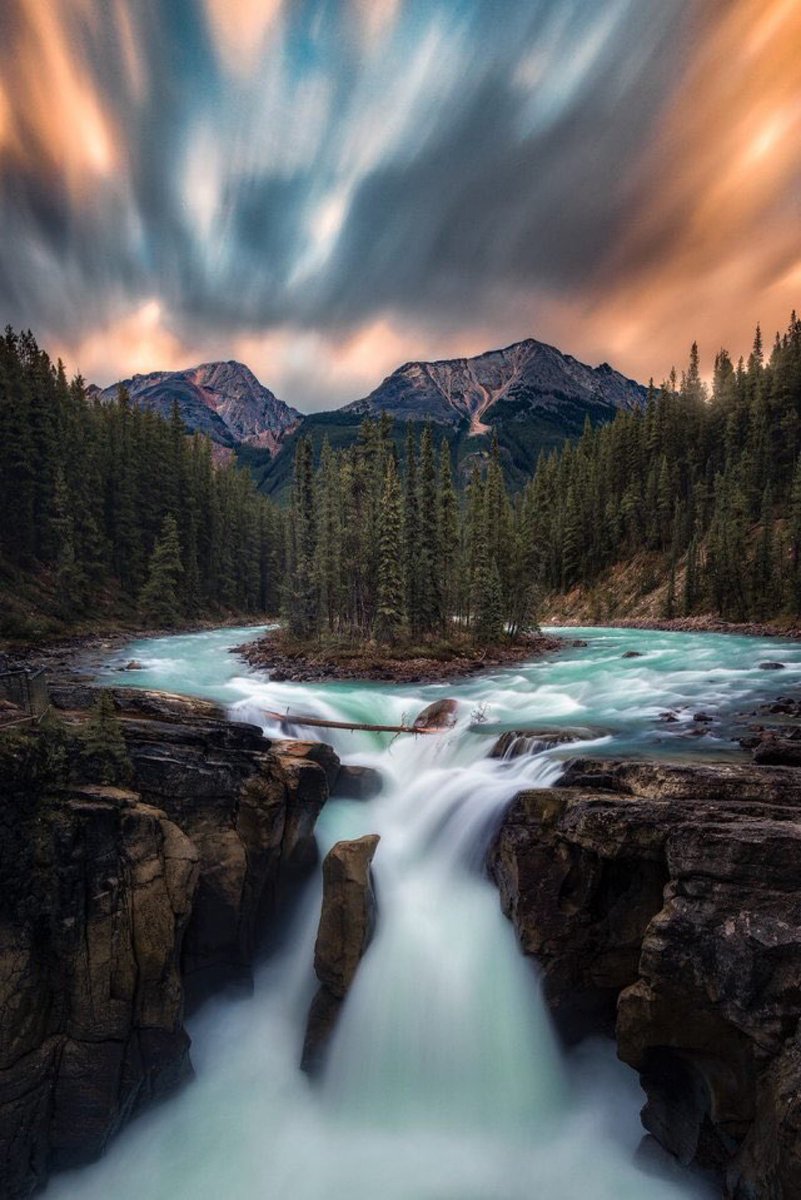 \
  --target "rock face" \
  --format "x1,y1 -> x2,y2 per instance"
98,361 -> 301,452
489,757 -> 801,1197
2,686 -> 339,1198
302,834 -> 380,1074
332,764 -> 383,800
0,786 -> 199,1198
